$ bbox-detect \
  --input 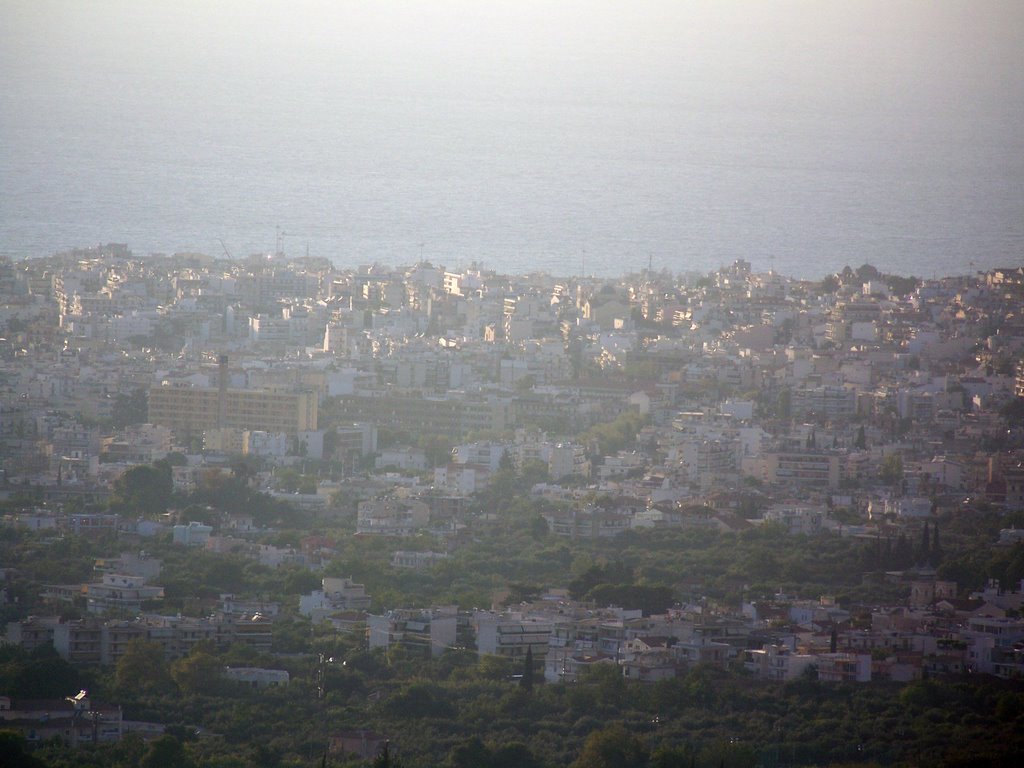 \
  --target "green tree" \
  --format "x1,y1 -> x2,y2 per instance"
777,388 -> 792,420
170,645 -> 223,695
372,740 -> 405,767
492,742 -> 544,768
229,454 -> 261,485
520,458 -> 551,486
649,744 -> 692,768
115,639 -> 172,695
0,644 -> 82,699
586,584 -> 675,615
886,273 -> 920,296
879,454 -> 904,486
275,467 -> 316,494
446,737 -> 491,768
582,411 -> 648,456
0,730 -> 47,768
383,681 -> 454,719
419,433 -> 454,468
1000,397 -> 1024,423
139,735 -> 197,768
111,463 -> 173,516
478,655 -> 514,681
106,731 -> 149,767
570,723 -> 649,768
111,387 -> 149,428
